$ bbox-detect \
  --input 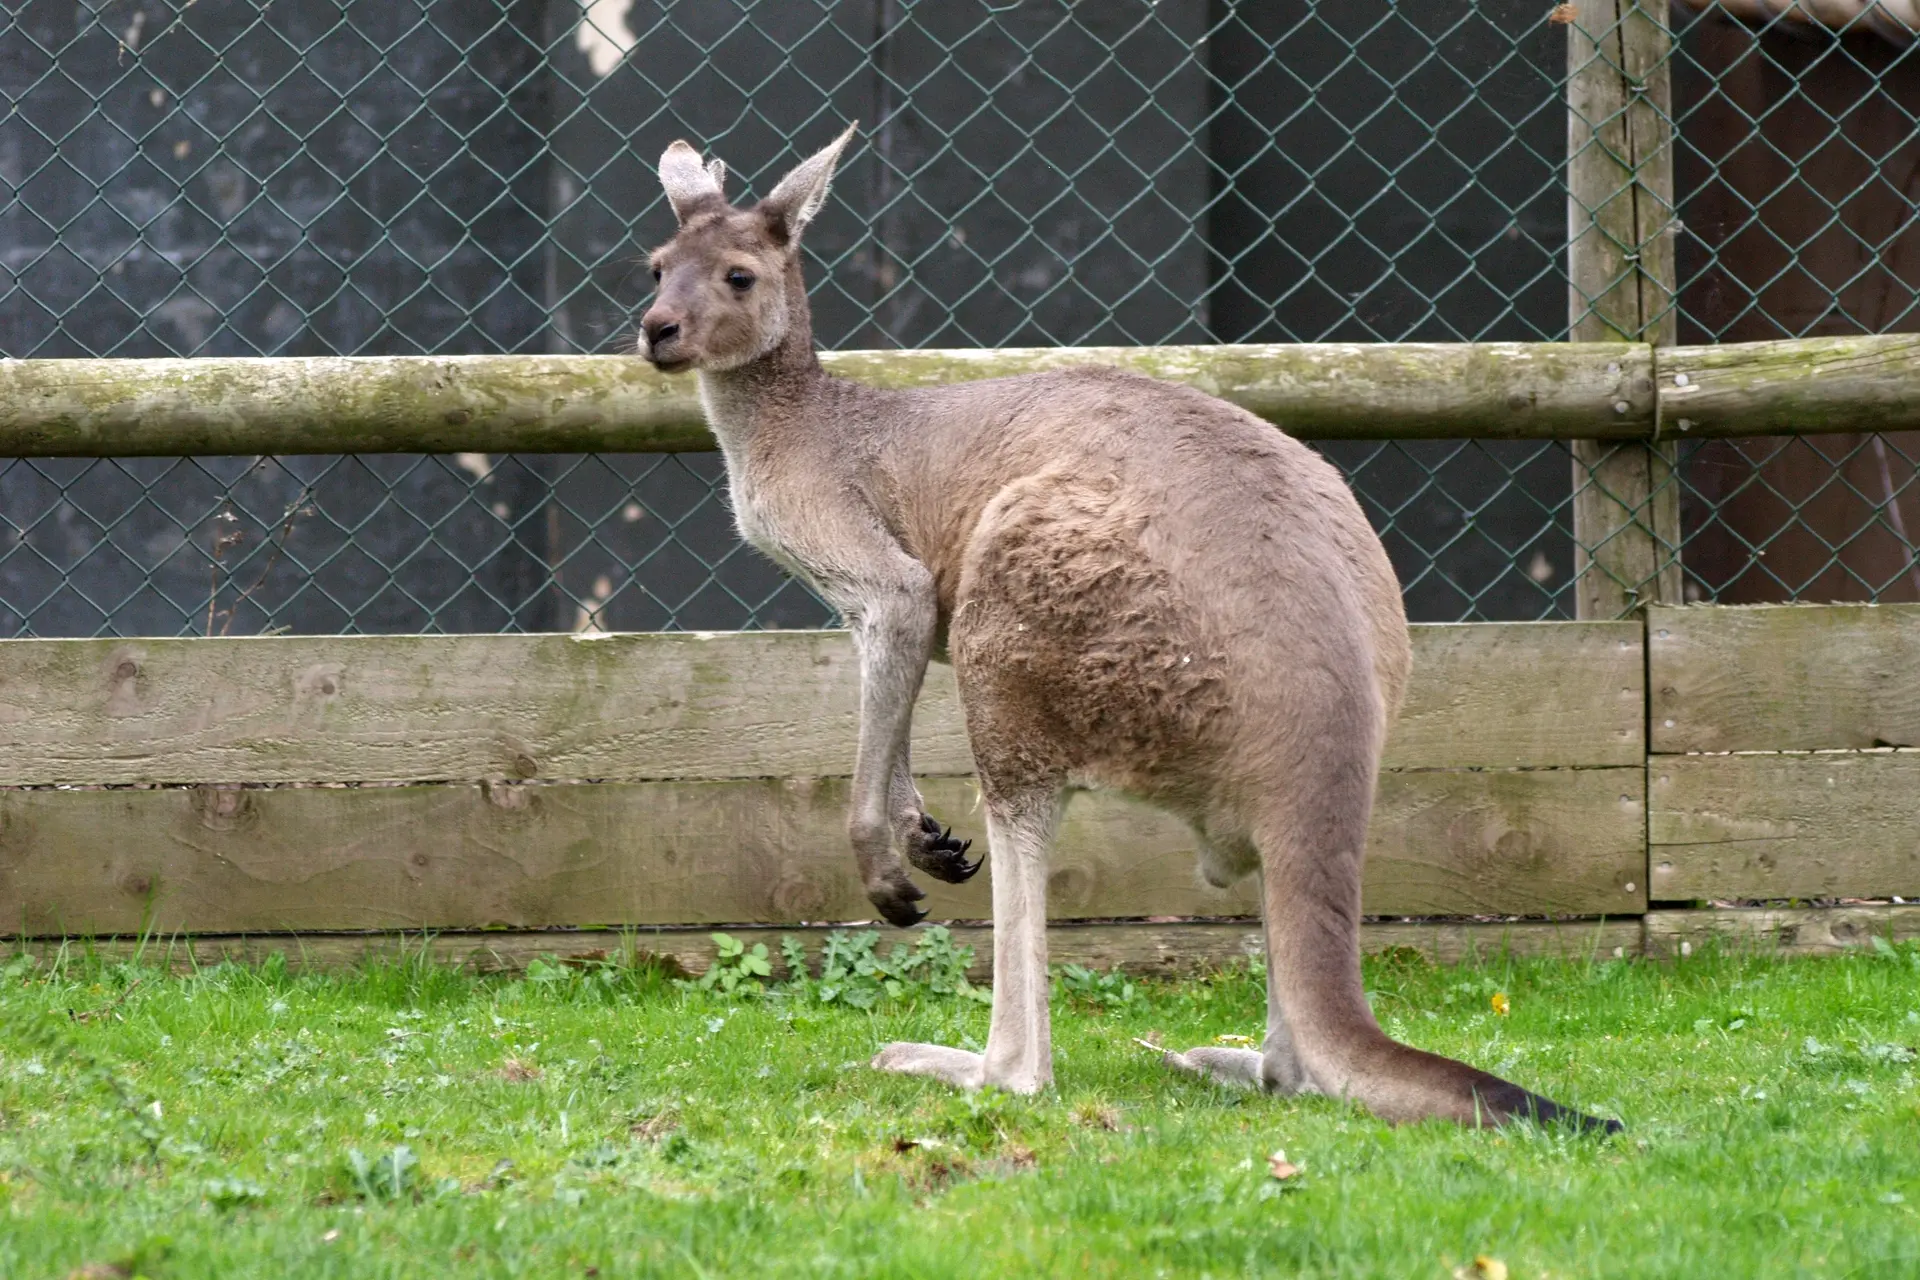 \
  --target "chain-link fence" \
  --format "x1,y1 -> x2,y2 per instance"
1670,1 -> 1920,605
1,0 -> 1915,637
